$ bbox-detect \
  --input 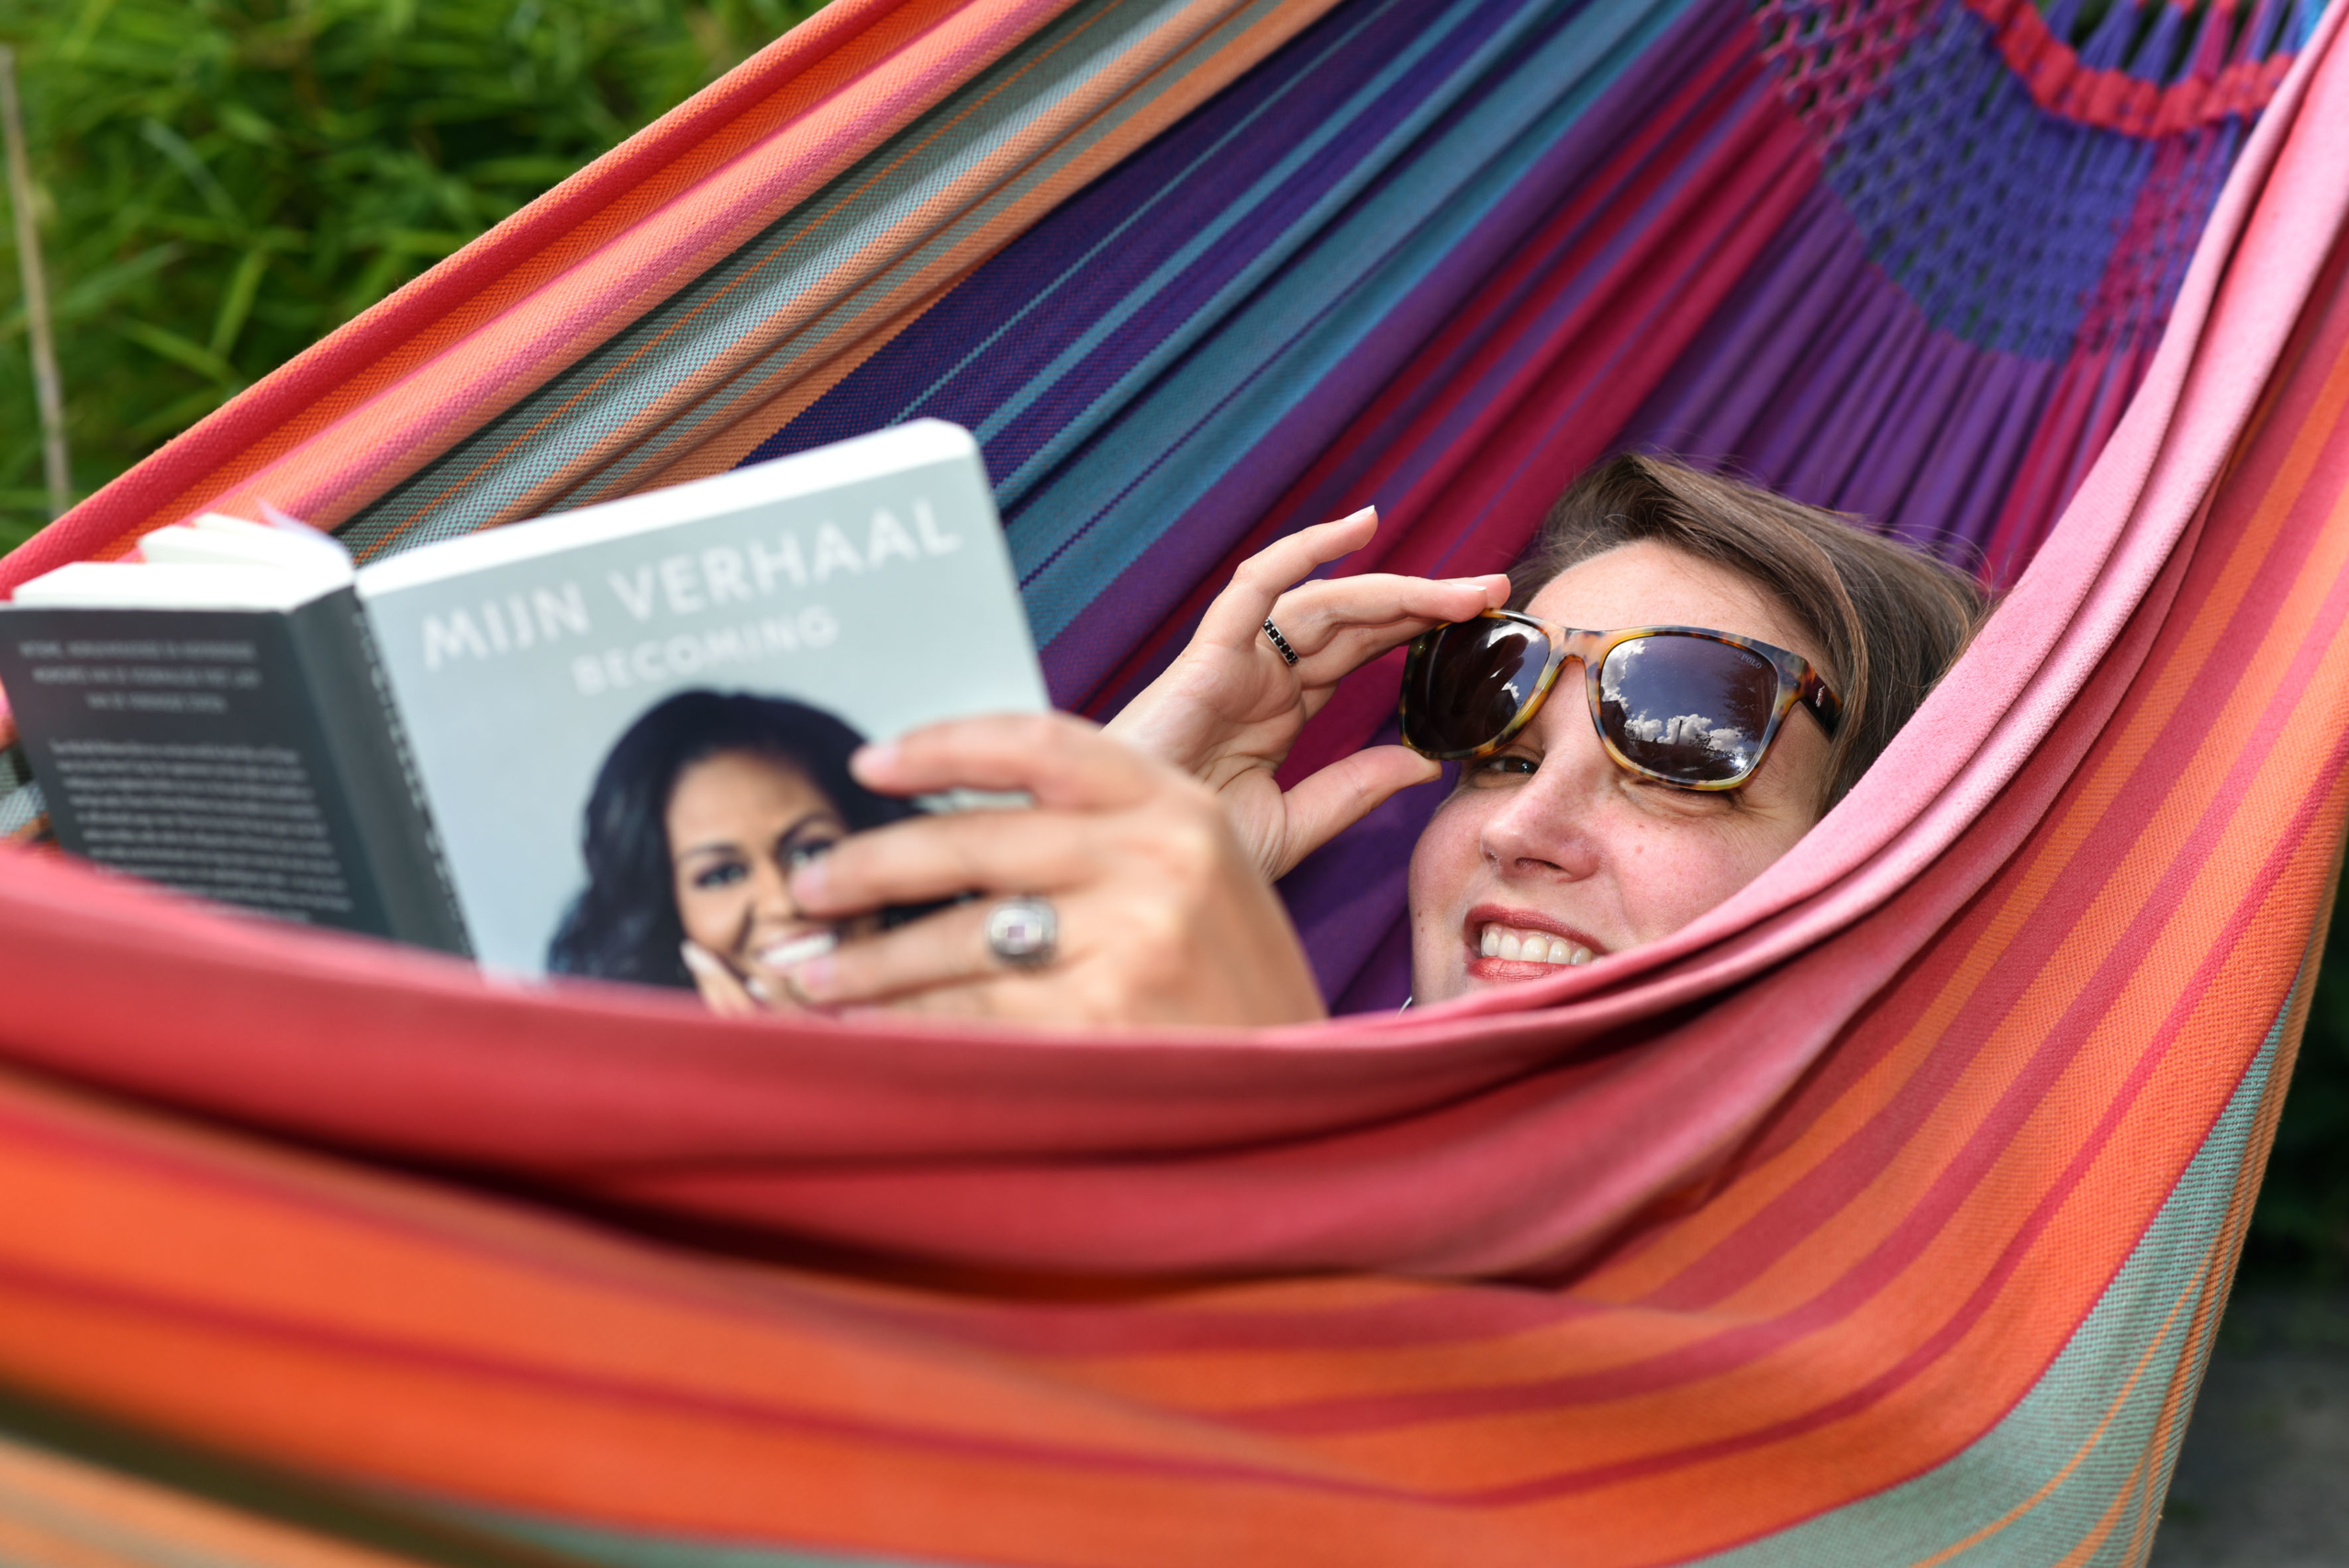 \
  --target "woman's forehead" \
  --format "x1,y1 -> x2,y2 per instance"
669,749 -> 826,815
1524,541 -> 1820,665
